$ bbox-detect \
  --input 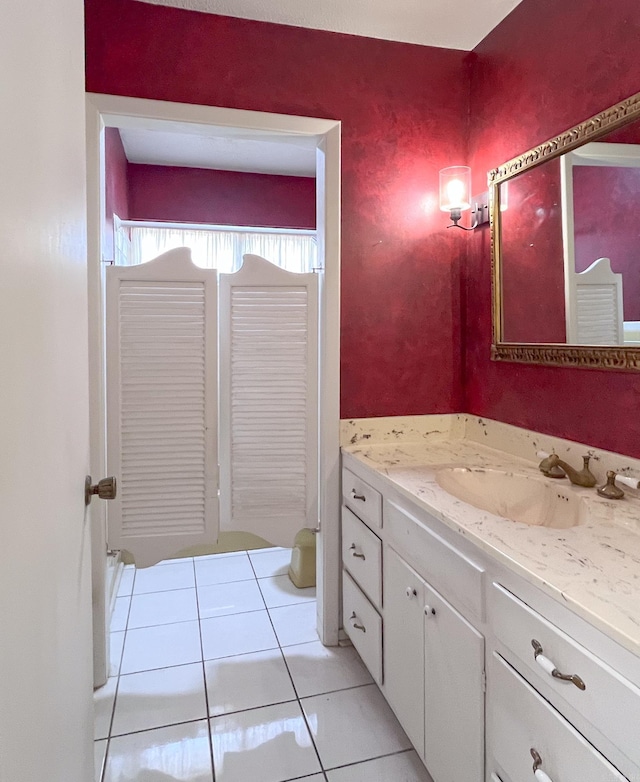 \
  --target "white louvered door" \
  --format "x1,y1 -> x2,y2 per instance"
219,255 -> 319,547
106,248 -> 218,567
